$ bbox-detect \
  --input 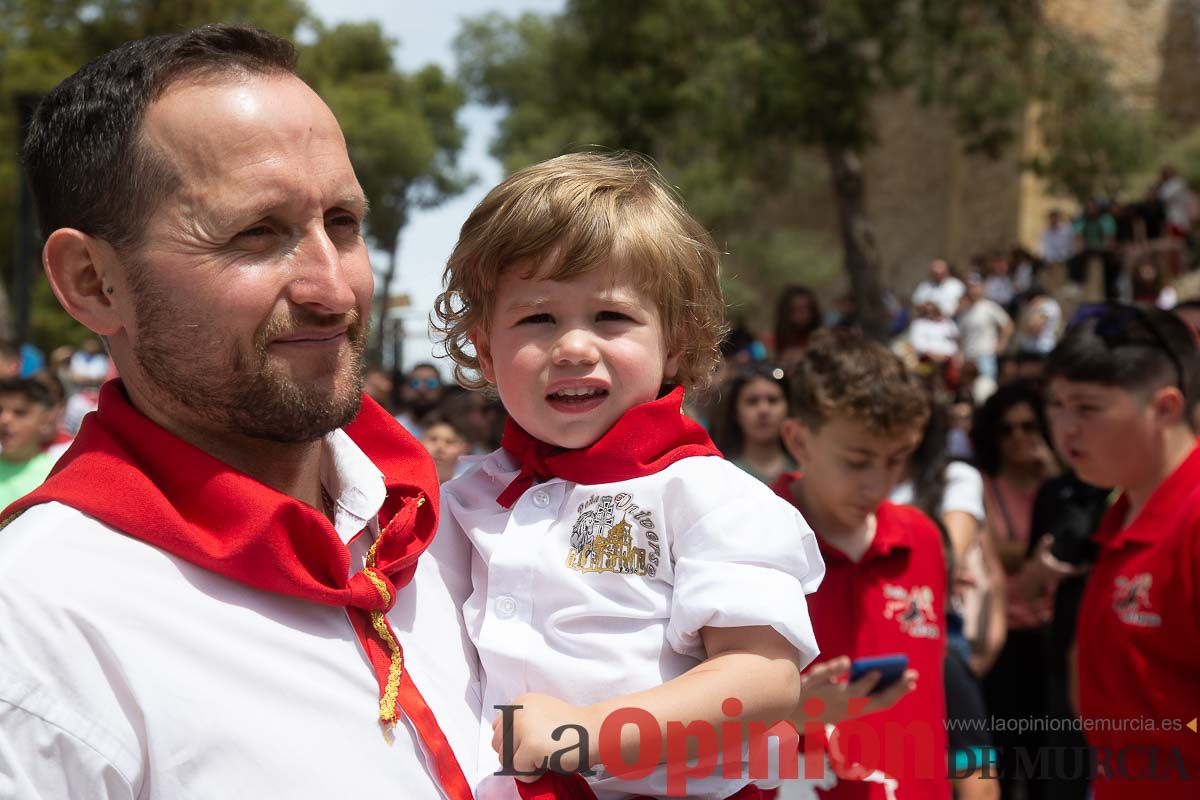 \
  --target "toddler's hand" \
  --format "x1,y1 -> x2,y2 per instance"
492,692 -> 595,782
